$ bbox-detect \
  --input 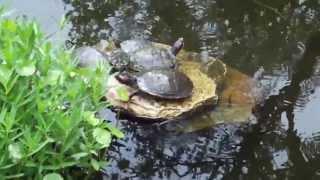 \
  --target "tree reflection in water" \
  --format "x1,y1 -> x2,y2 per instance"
62,0 -> 320,179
